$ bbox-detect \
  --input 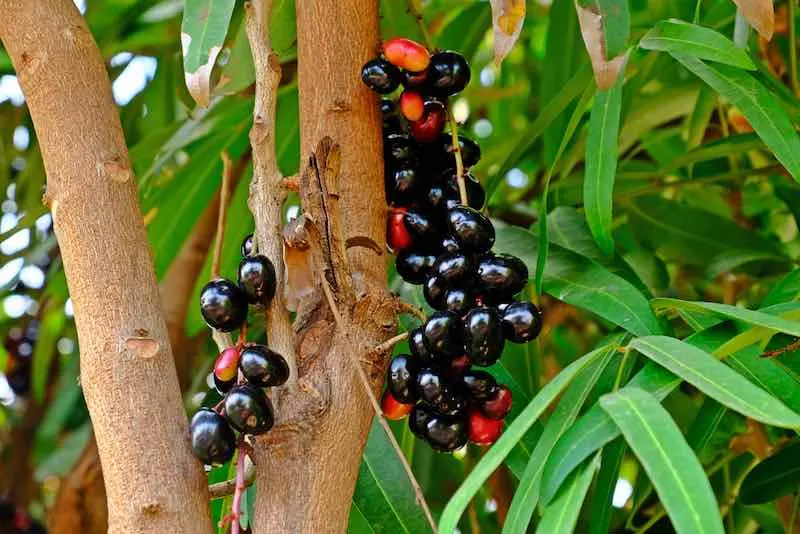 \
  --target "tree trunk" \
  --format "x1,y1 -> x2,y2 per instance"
0,1 -> 212,532
249,0 -> 391,532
